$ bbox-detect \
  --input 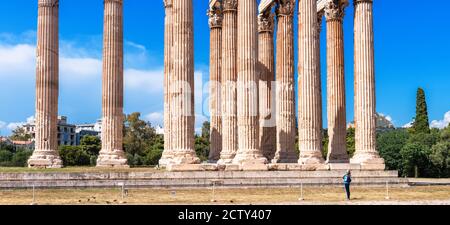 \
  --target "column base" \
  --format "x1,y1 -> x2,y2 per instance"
272,150 -> 298,163
232,149 -> 268,165
350,151 -> 385,170
164,149 -> 201,165
217,150 -> 237,165
96,149 -> 129,168
158,150 -> 175,168
298,150 -> 325,165
28,150 -> 63,168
